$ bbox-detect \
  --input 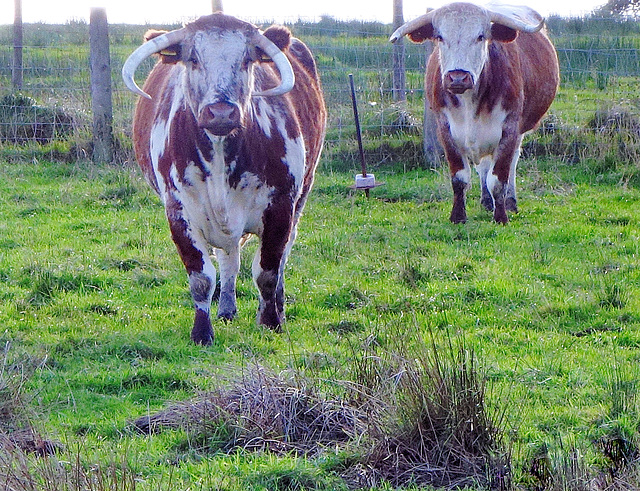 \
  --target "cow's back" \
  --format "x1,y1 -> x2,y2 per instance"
283,38 -> 327,210
515,30 -> 559,133
287,39 -> 326,169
